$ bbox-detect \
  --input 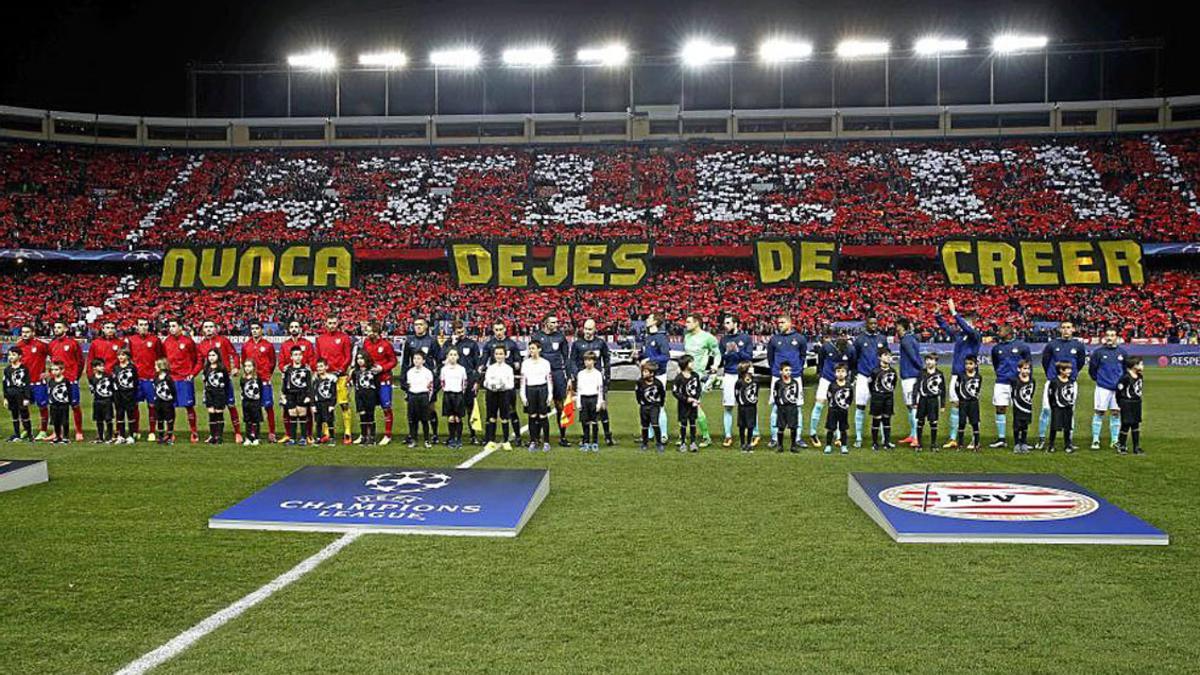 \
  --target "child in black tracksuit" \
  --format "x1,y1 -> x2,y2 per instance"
312,360 -> 338,445
824,363 -> 852,454
47,362 -> 71,444
869,350 -> 897,450
955,355 -> 982,450
89,360 -> 115,443
239,362 -> 263,445
672,354 -> 702,452
1116,356 -> 1144,455
915,353 -> 947,451
635,362 -> 665,452
113,350 -> 139,442
734,362 -> 760,453
351,352 -> 381,445
202,349 -> 232,444
152,359 -> 176,444
772,363 -> 802,453
4,347 -> 32,441
1047,361 -> 1077,453
1011,360 -> 1036,453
